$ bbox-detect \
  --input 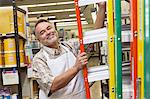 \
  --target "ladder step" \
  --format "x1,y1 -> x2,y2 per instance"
79,0 -> 107,7
83,29 -> 131,44
83,28 -> 107,44
88,65 -> 109,82
122,30 -> 131,42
